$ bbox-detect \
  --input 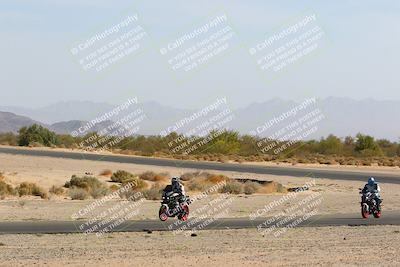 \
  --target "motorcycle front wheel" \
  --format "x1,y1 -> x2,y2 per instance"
361,204 -> 369,219
159,205 -> 169,221
373,211 -> 381,218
